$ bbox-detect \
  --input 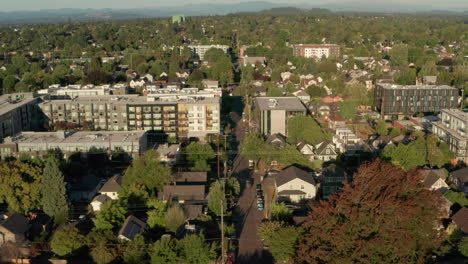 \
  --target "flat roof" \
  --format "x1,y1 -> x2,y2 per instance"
441,109 -> 468,121
292,44 -> 339,47
377,83 -> 457,90
256,97 -> 307,111
6,131 -> 146,145
0,94 -> 37,116
39,95 -> 220,105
